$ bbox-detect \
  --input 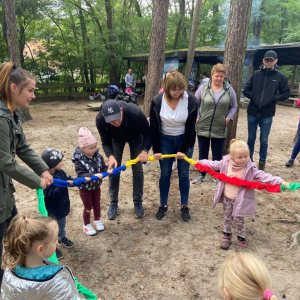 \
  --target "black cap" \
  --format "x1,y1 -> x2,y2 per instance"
101,100 -> 121,123
263,50 -> 277,61
41,148 -> 64,169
